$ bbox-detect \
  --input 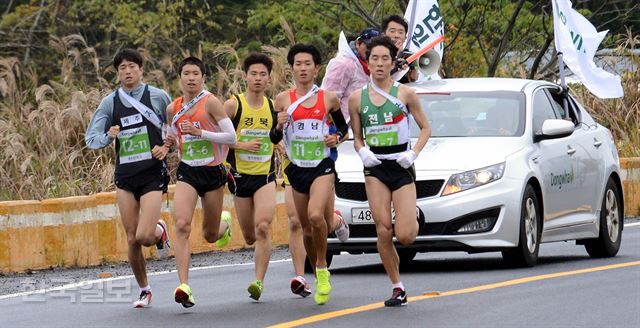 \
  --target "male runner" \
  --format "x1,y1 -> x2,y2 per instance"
348,36 -> 431,306
271,44 -> 348,305
223,53 -> 279,301
166,57 -> 236,308
85,48 -> 172,308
